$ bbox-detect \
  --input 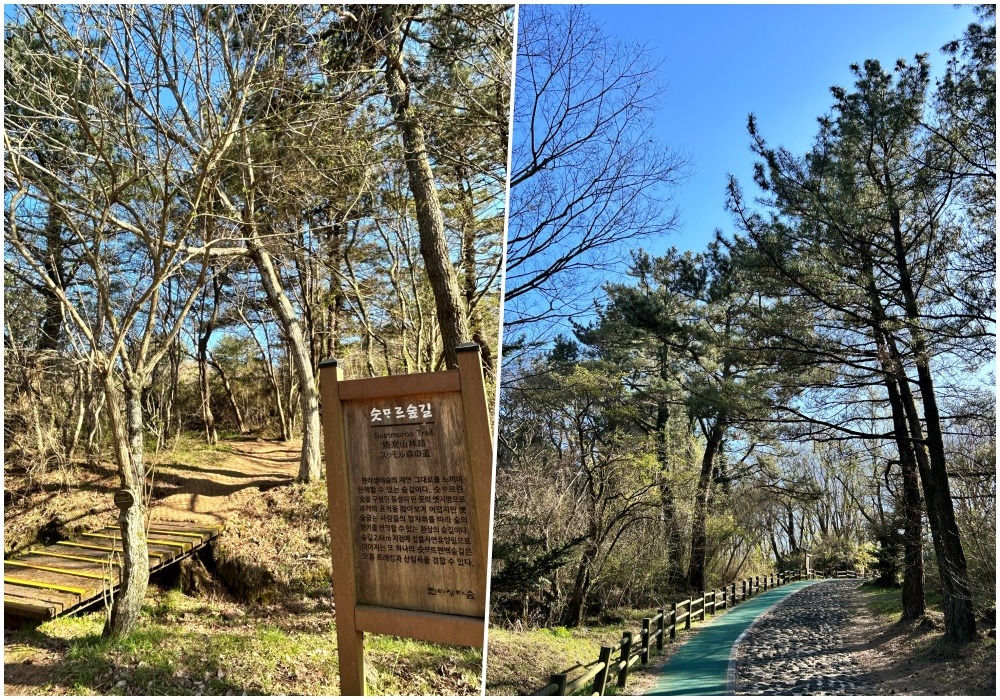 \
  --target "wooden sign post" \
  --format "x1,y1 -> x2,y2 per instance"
318,344 -> 493,695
